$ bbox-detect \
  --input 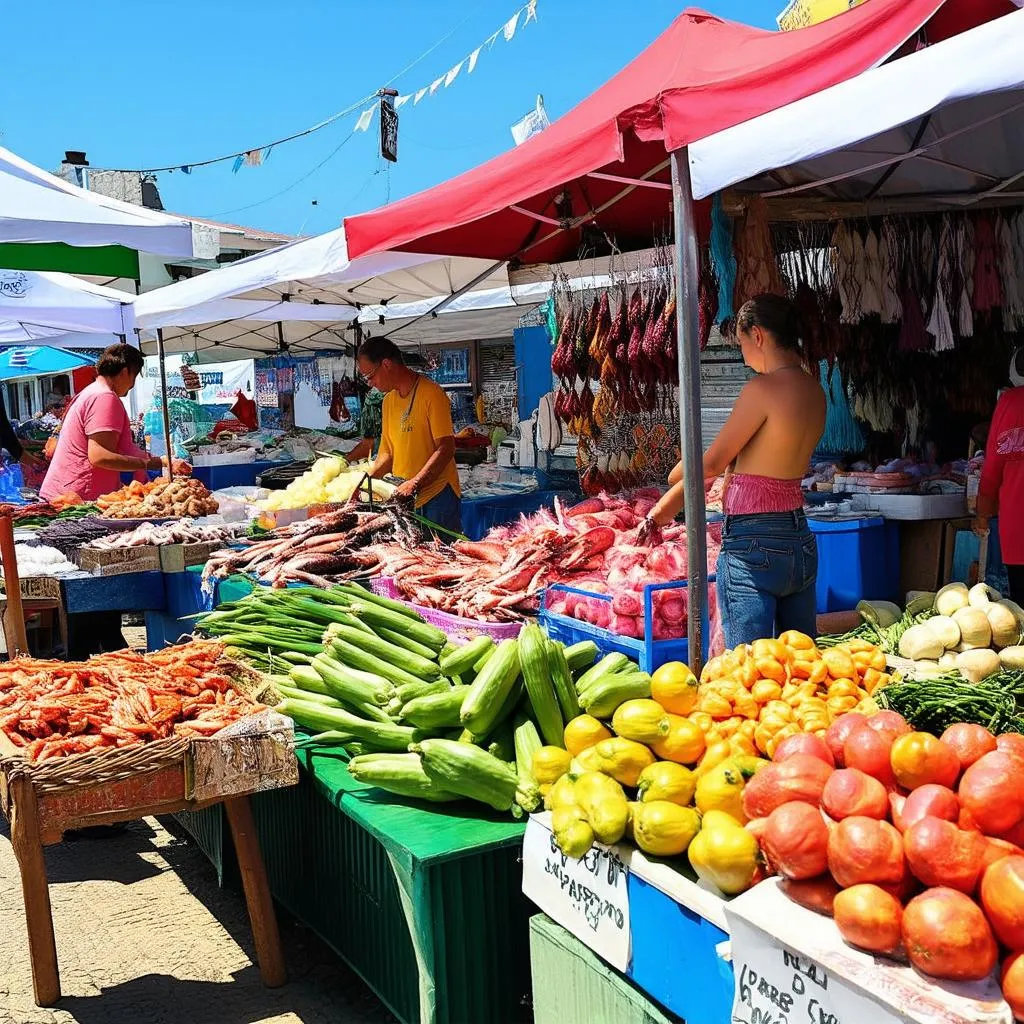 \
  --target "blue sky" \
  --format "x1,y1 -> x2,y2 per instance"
1,1 -> 778,238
